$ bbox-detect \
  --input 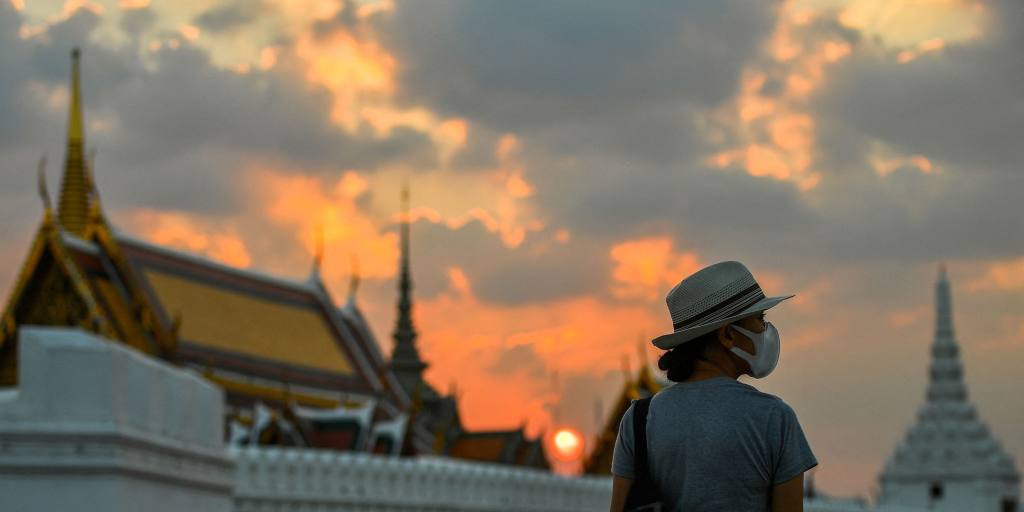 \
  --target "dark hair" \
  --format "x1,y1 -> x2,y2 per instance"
657,330 -> 719,382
